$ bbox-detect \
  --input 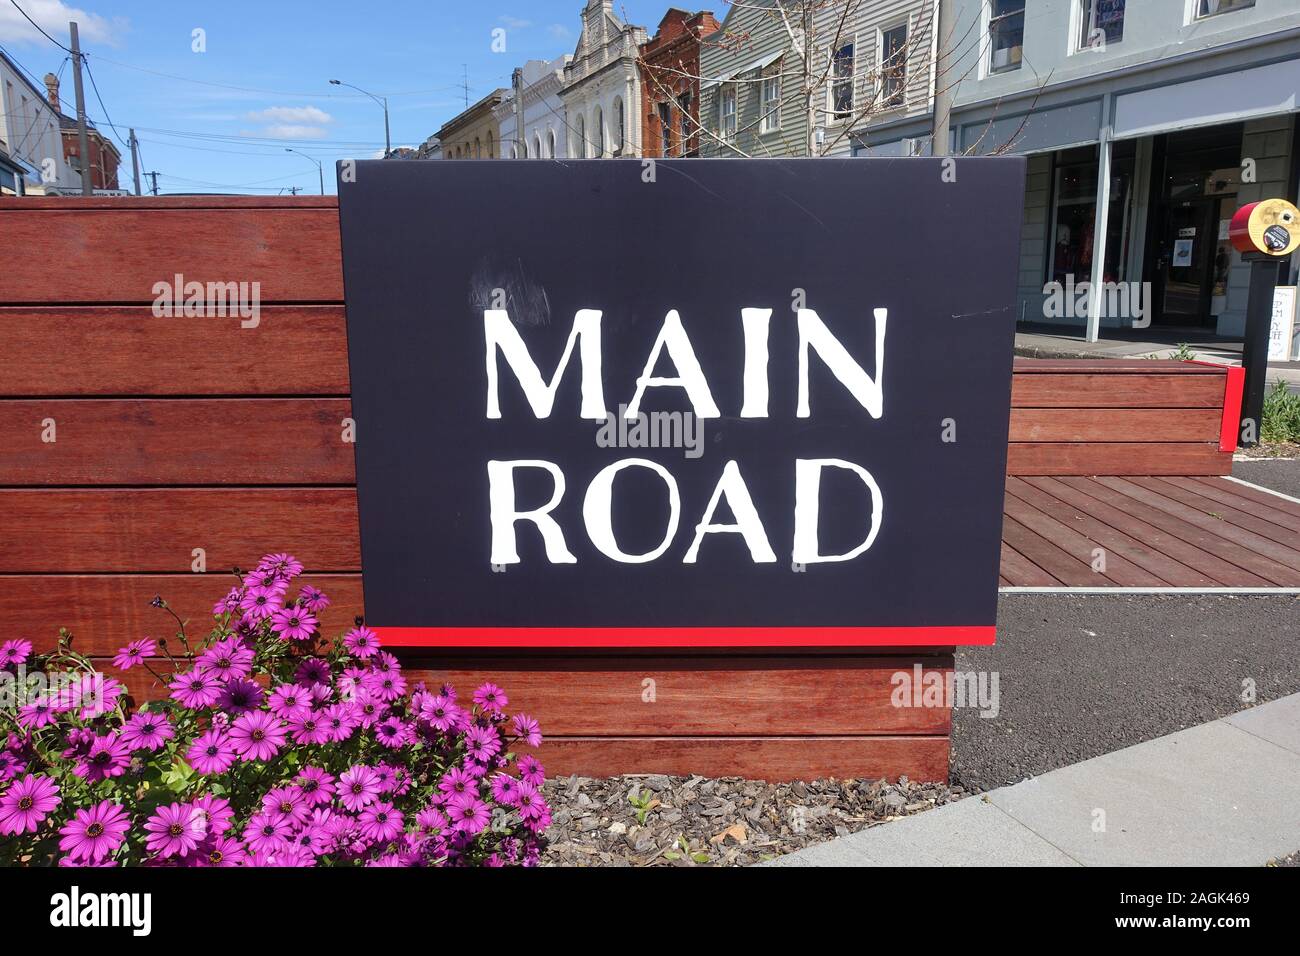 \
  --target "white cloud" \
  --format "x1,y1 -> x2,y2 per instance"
0,0 -> 125,47
241,105 -> 334,140
245,105 -> 334,126
547,23 -> 572,40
